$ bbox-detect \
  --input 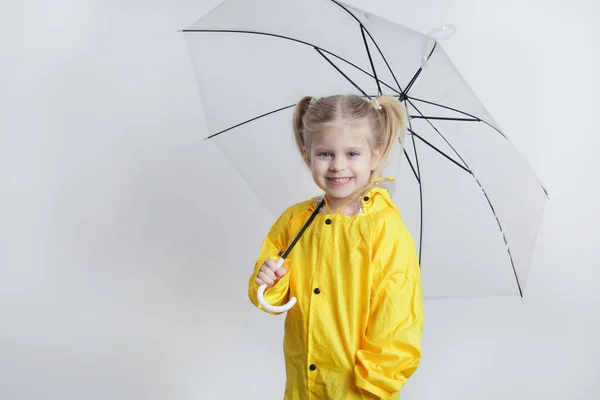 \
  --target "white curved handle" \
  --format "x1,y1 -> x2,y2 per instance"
257,257 -> 297,313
